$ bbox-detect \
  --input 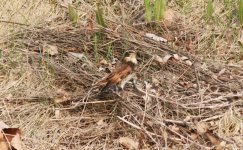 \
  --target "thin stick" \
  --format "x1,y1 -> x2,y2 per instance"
0,20 -> 30,26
